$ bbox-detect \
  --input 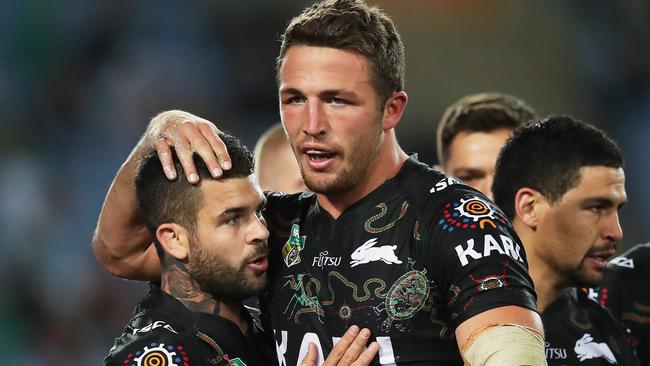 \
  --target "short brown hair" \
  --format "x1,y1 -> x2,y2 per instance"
436,92 -> 537,166
277,0 -> 405,104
